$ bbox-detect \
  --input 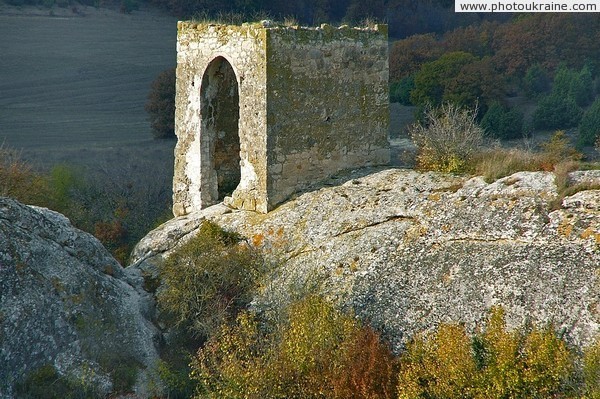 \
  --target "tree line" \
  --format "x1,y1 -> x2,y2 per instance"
390,14 -> 600,147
